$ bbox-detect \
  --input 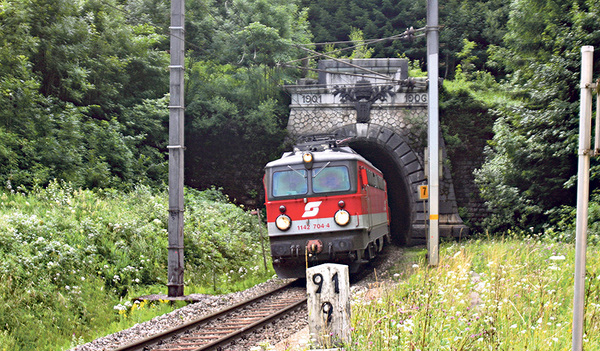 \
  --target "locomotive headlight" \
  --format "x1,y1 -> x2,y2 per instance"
275,214 -> 292,231
334,209 -> 350,226
302,152 -> 313,169
302,152 -> 313,163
